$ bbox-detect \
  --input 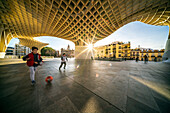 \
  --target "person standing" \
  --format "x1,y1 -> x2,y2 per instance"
23,47 -> 43,85
144,55 -> 148,64
59,53 -> 68,70
91,56 -> 93,60
136,56 -> 139,62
